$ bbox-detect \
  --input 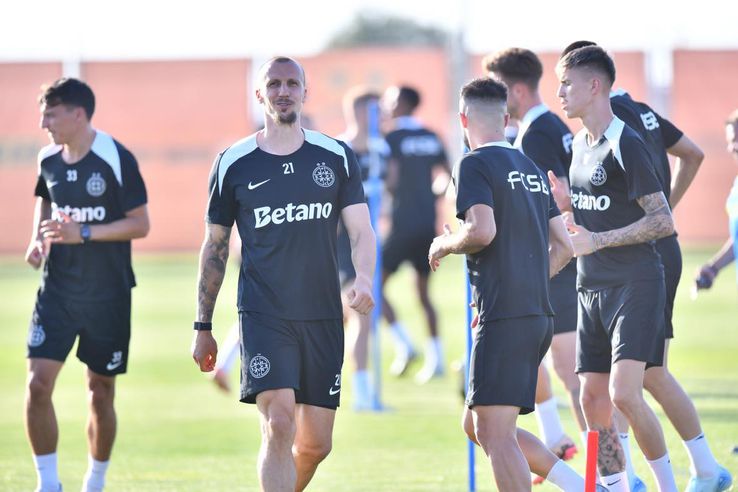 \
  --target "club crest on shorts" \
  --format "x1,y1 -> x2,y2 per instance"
28,323 -> 46,347
86,172 -> 107,197
249,354 -> 271,378
590,163 -> 607,186
312,162 -> 335,188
